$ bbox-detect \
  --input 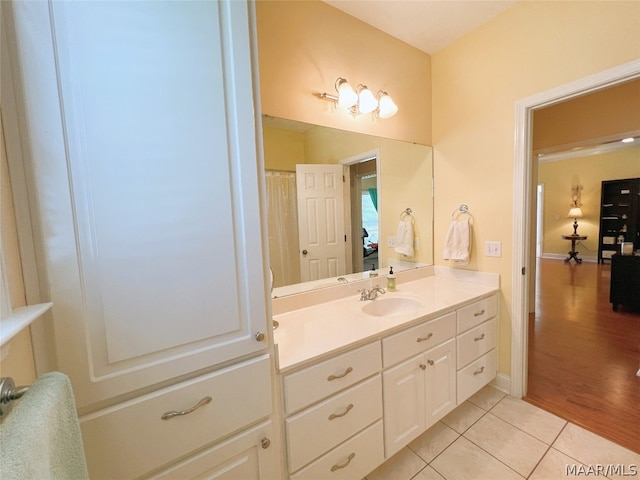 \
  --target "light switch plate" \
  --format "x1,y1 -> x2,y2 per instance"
484,241 -> 502,257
